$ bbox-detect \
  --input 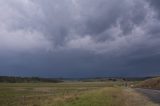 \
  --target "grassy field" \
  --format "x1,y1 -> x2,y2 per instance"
0,82 -> 158,106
